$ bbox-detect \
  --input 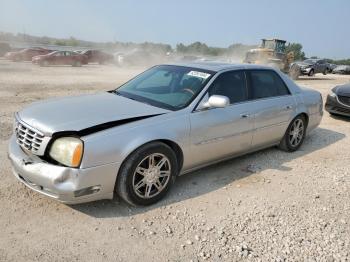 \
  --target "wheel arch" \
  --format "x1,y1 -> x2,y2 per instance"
118,139 -> 184,176
298,112 -> 309,127
283,111 -> 309,137
158,139 -> 184,173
